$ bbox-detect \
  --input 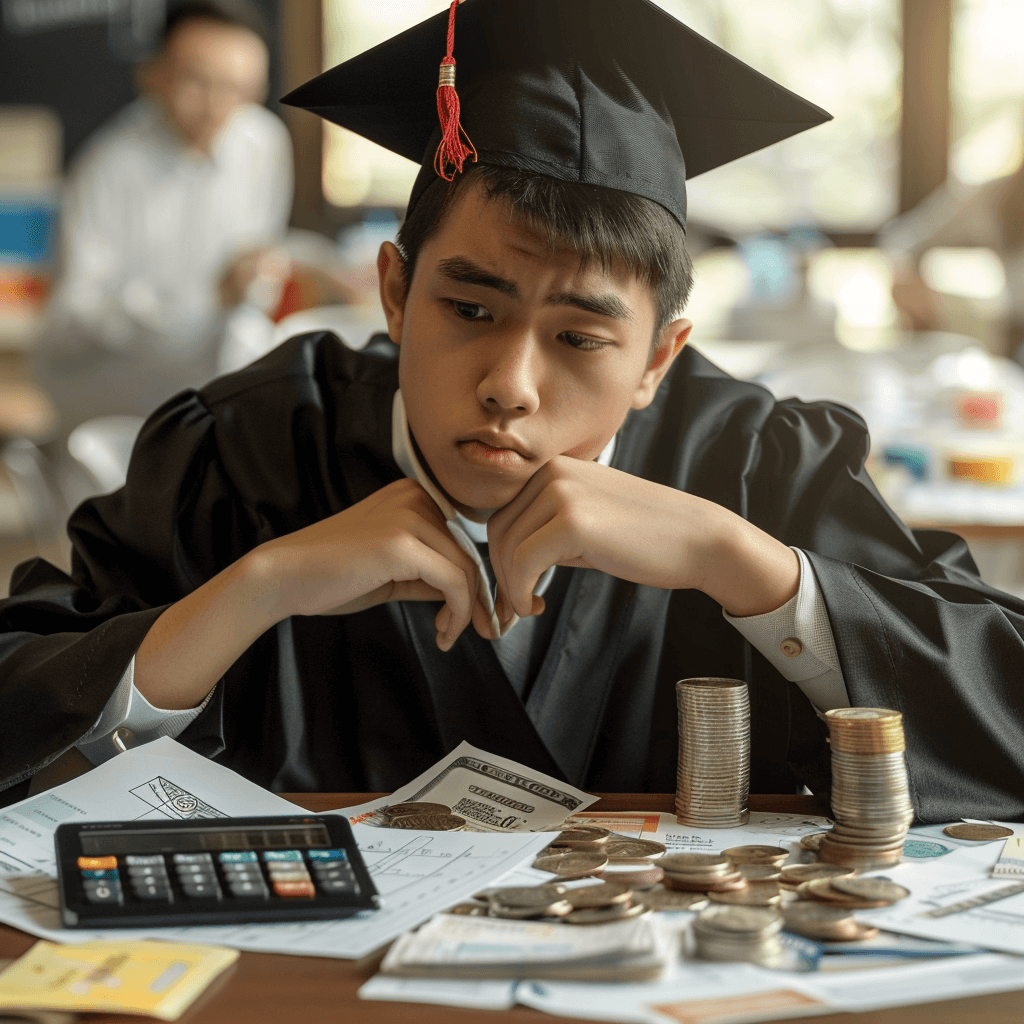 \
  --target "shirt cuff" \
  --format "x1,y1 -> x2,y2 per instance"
76,657 -> 216,765
723,548 -> 851,712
